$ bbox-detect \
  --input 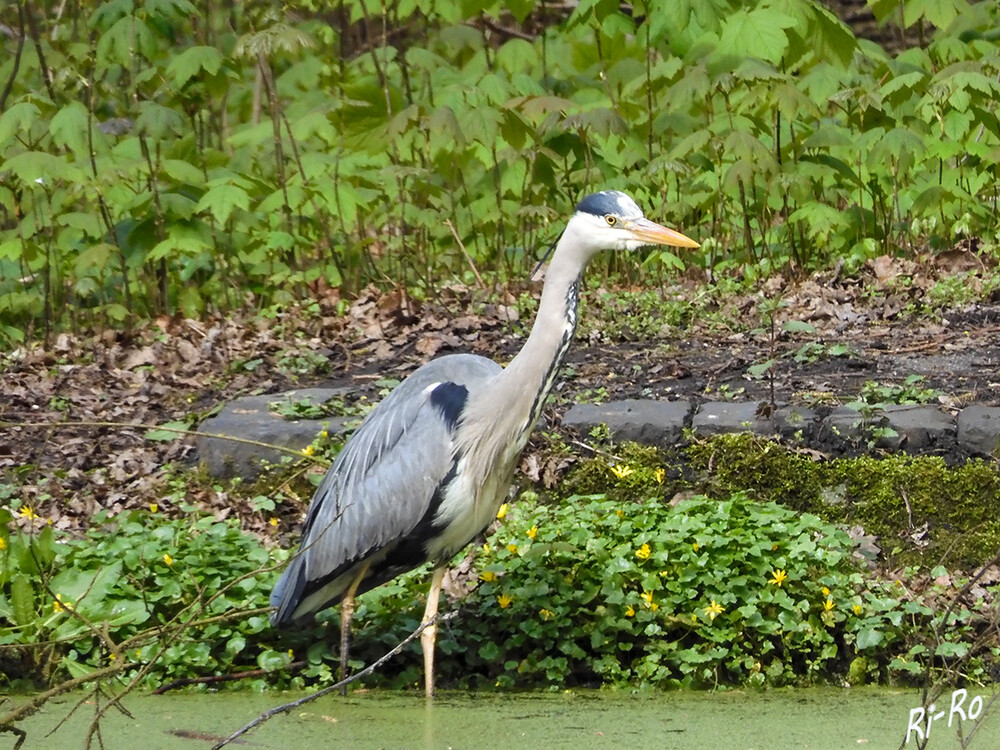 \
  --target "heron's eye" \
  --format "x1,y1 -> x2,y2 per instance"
605,215 -> 617,226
